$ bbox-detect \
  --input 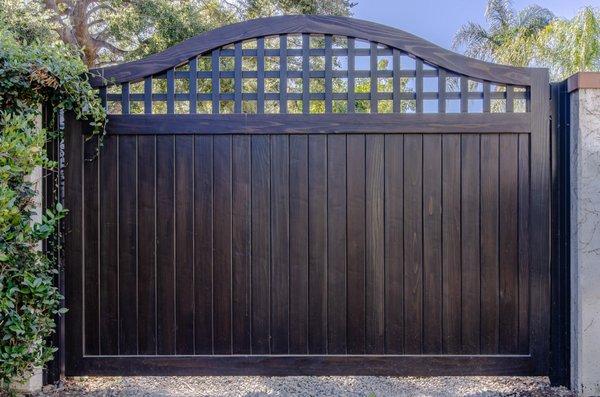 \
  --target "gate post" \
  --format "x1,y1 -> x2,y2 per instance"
567,72 -> 600,396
